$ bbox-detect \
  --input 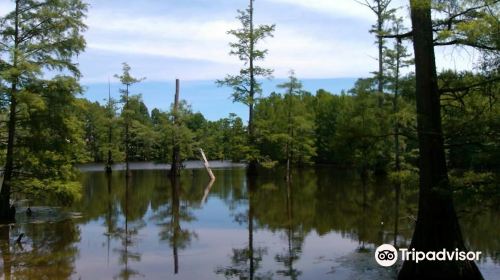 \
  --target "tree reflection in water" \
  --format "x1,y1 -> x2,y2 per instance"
0,219 -> 80,279
151,175 -> 197,274
104,173 -> 119,266
215,176 -> 273,280
0,167 -> 495,279
275,180 -> 303,279
0,224 -> 12,279
113,175 -> 145,280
